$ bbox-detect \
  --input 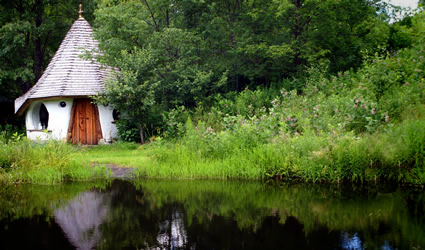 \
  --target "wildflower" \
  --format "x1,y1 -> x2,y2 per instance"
321,82 -> 326,86
371,108 -> 376,115
314,114 -> 318,118
354,104 -> 358,108
405,82 -> 410,86
334,109 -> 339,113
385,115 -> 389,123
355,99 -> 360,103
